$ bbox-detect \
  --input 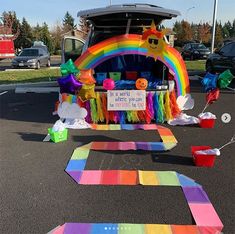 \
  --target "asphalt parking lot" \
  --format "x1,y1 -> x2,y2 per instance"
0,87 -> 234,233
